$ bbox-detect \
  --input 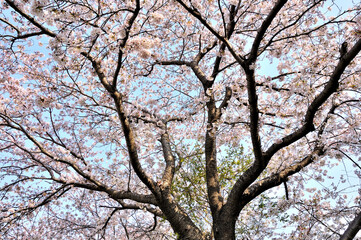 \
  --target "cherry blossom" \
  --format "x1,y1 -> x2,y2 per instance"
0,0 -> 360,239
